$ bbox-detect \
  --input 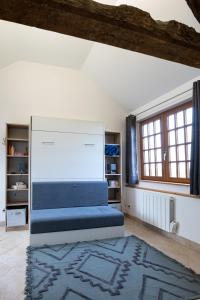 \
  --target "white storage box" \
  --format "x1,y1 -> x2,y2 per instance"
7,208 -> 26,227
